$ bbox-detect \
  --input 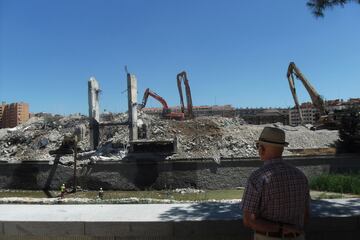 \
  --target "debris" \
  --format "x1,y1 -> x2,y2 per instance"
173,188 -> 205,194
37,138 -> 49,149
0,112 -> 339,163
